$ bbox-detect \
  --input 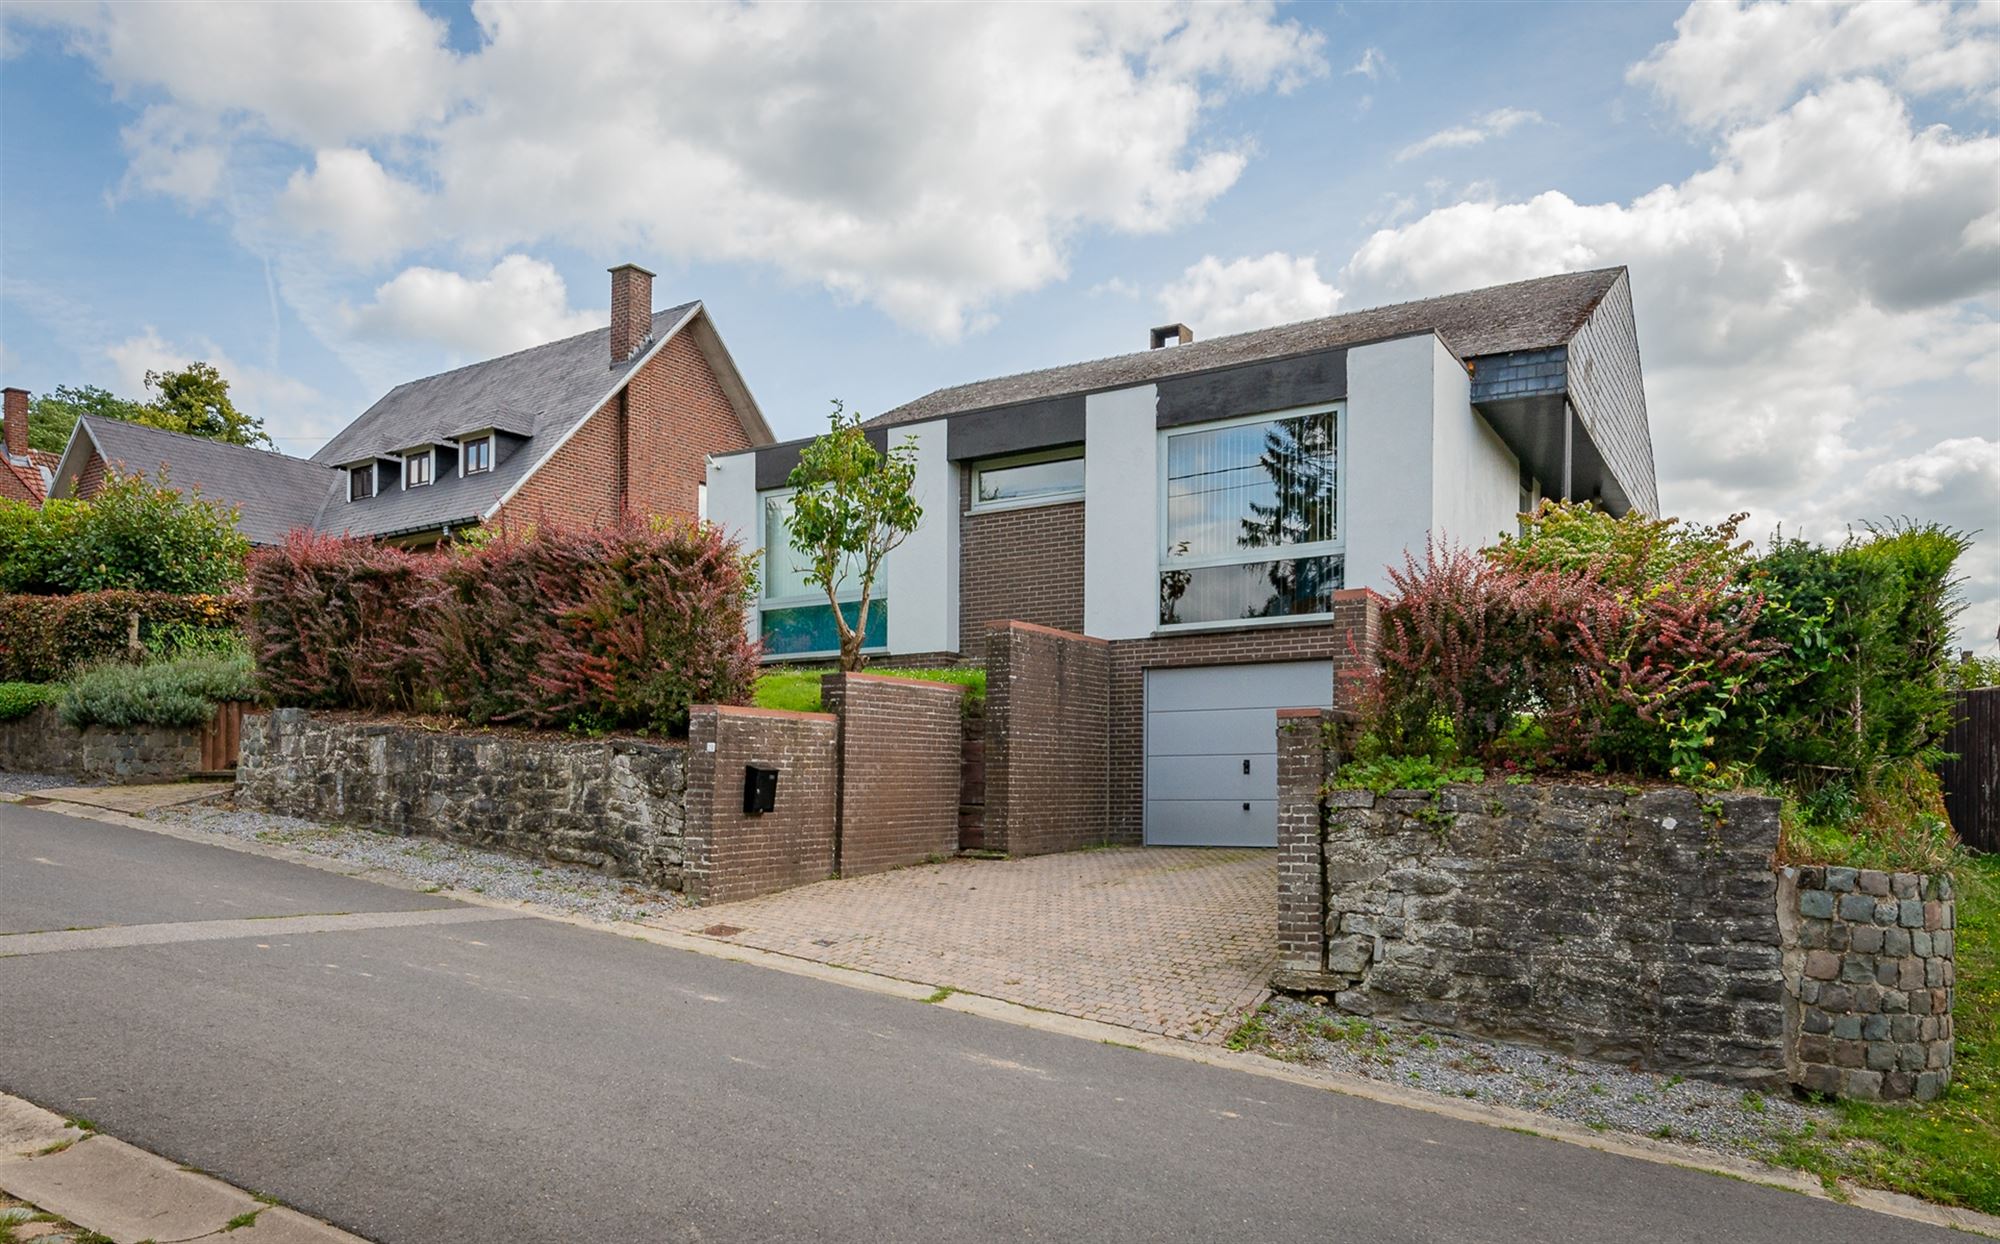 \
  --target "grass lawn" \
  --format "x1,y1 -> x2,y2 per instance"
1775,850 -> 1998,1213
752,666 -> 985,714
